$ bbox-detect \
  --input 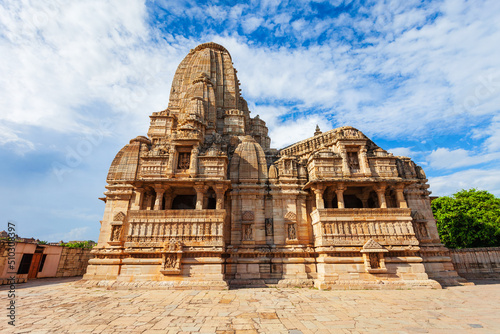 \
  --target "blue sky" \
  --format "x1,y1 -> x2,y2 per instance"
1,0 -> 499,242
